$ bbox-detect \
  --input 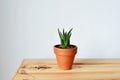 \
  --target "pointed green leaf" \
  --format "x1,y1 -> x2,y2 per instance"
68,28 -> 73,36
